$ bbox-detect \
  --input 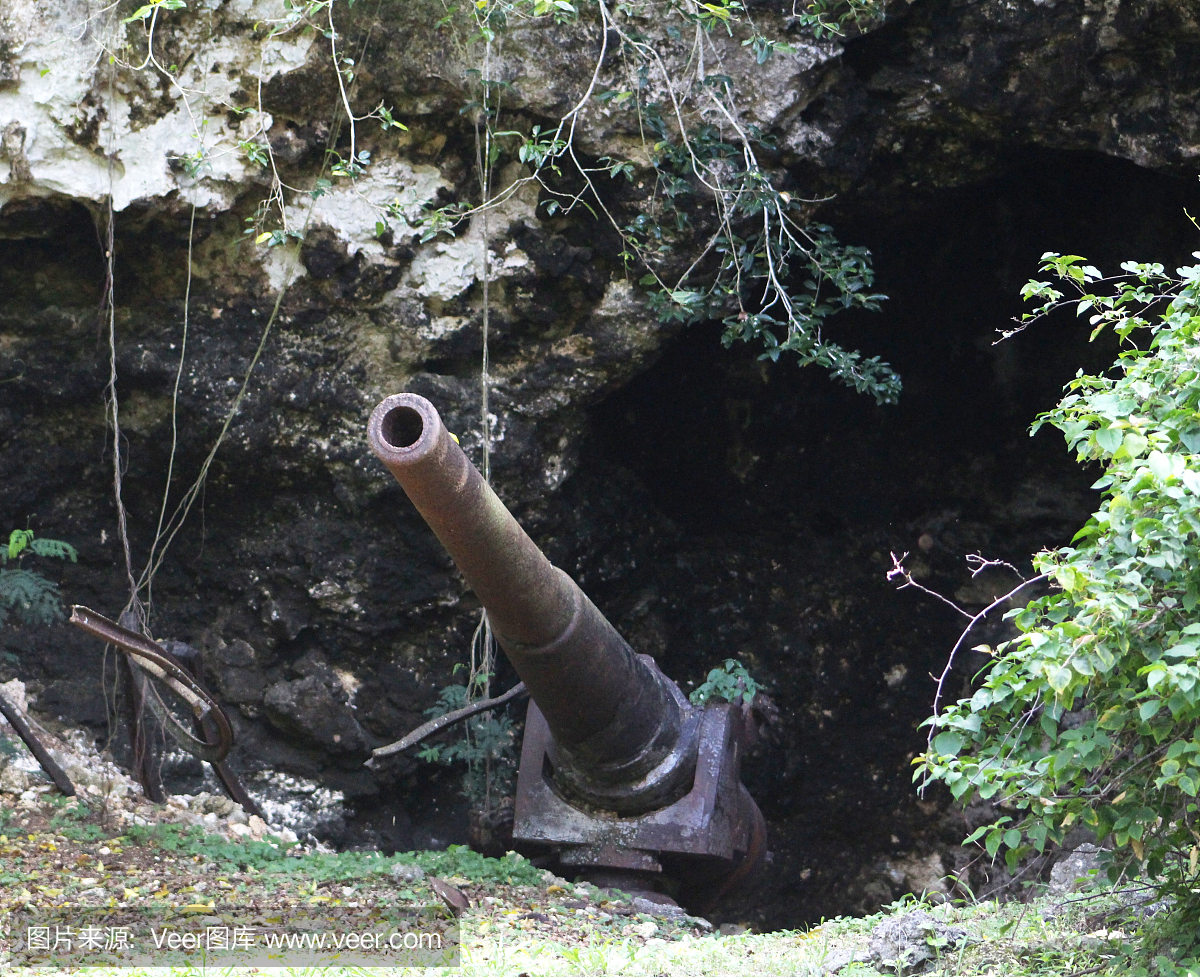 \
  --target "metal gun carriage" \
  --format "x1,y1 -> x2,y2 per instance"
368,393 -> 765,910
